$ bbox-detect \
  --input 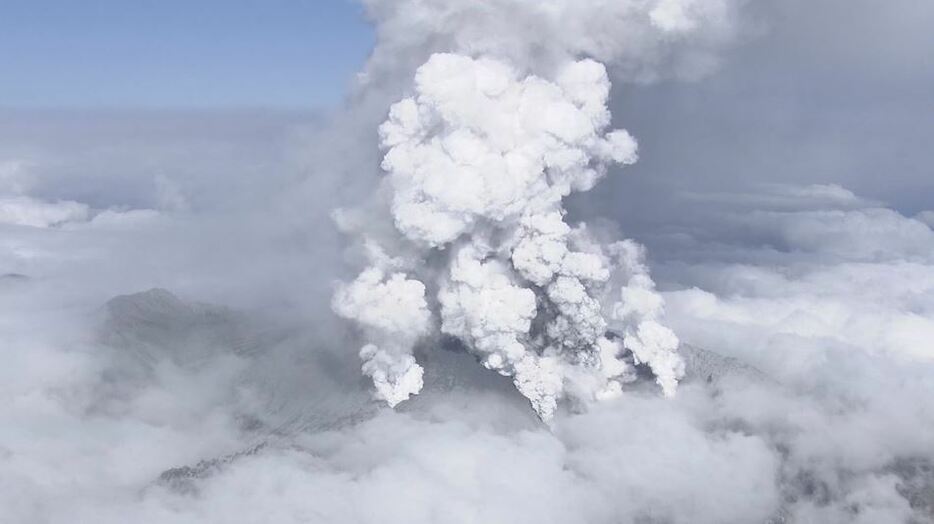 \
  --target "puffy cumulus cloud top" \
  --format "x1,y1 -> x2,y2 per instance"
381,55 -> 637,246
